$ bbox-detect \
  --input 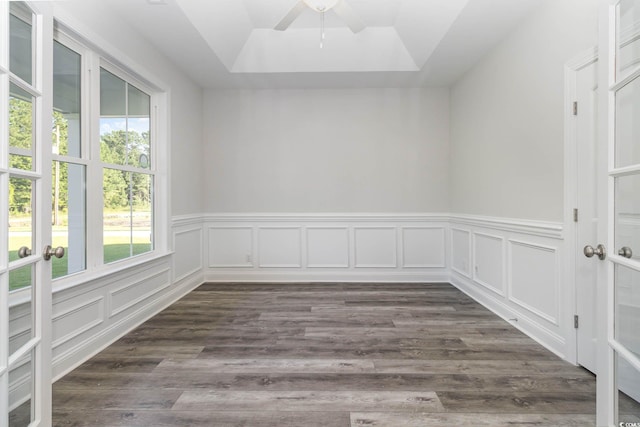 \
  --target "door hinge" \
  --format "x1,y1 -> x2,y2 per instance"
573,101 -> 578,116
574,315 -> 579,329
573,208 -> 578,222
